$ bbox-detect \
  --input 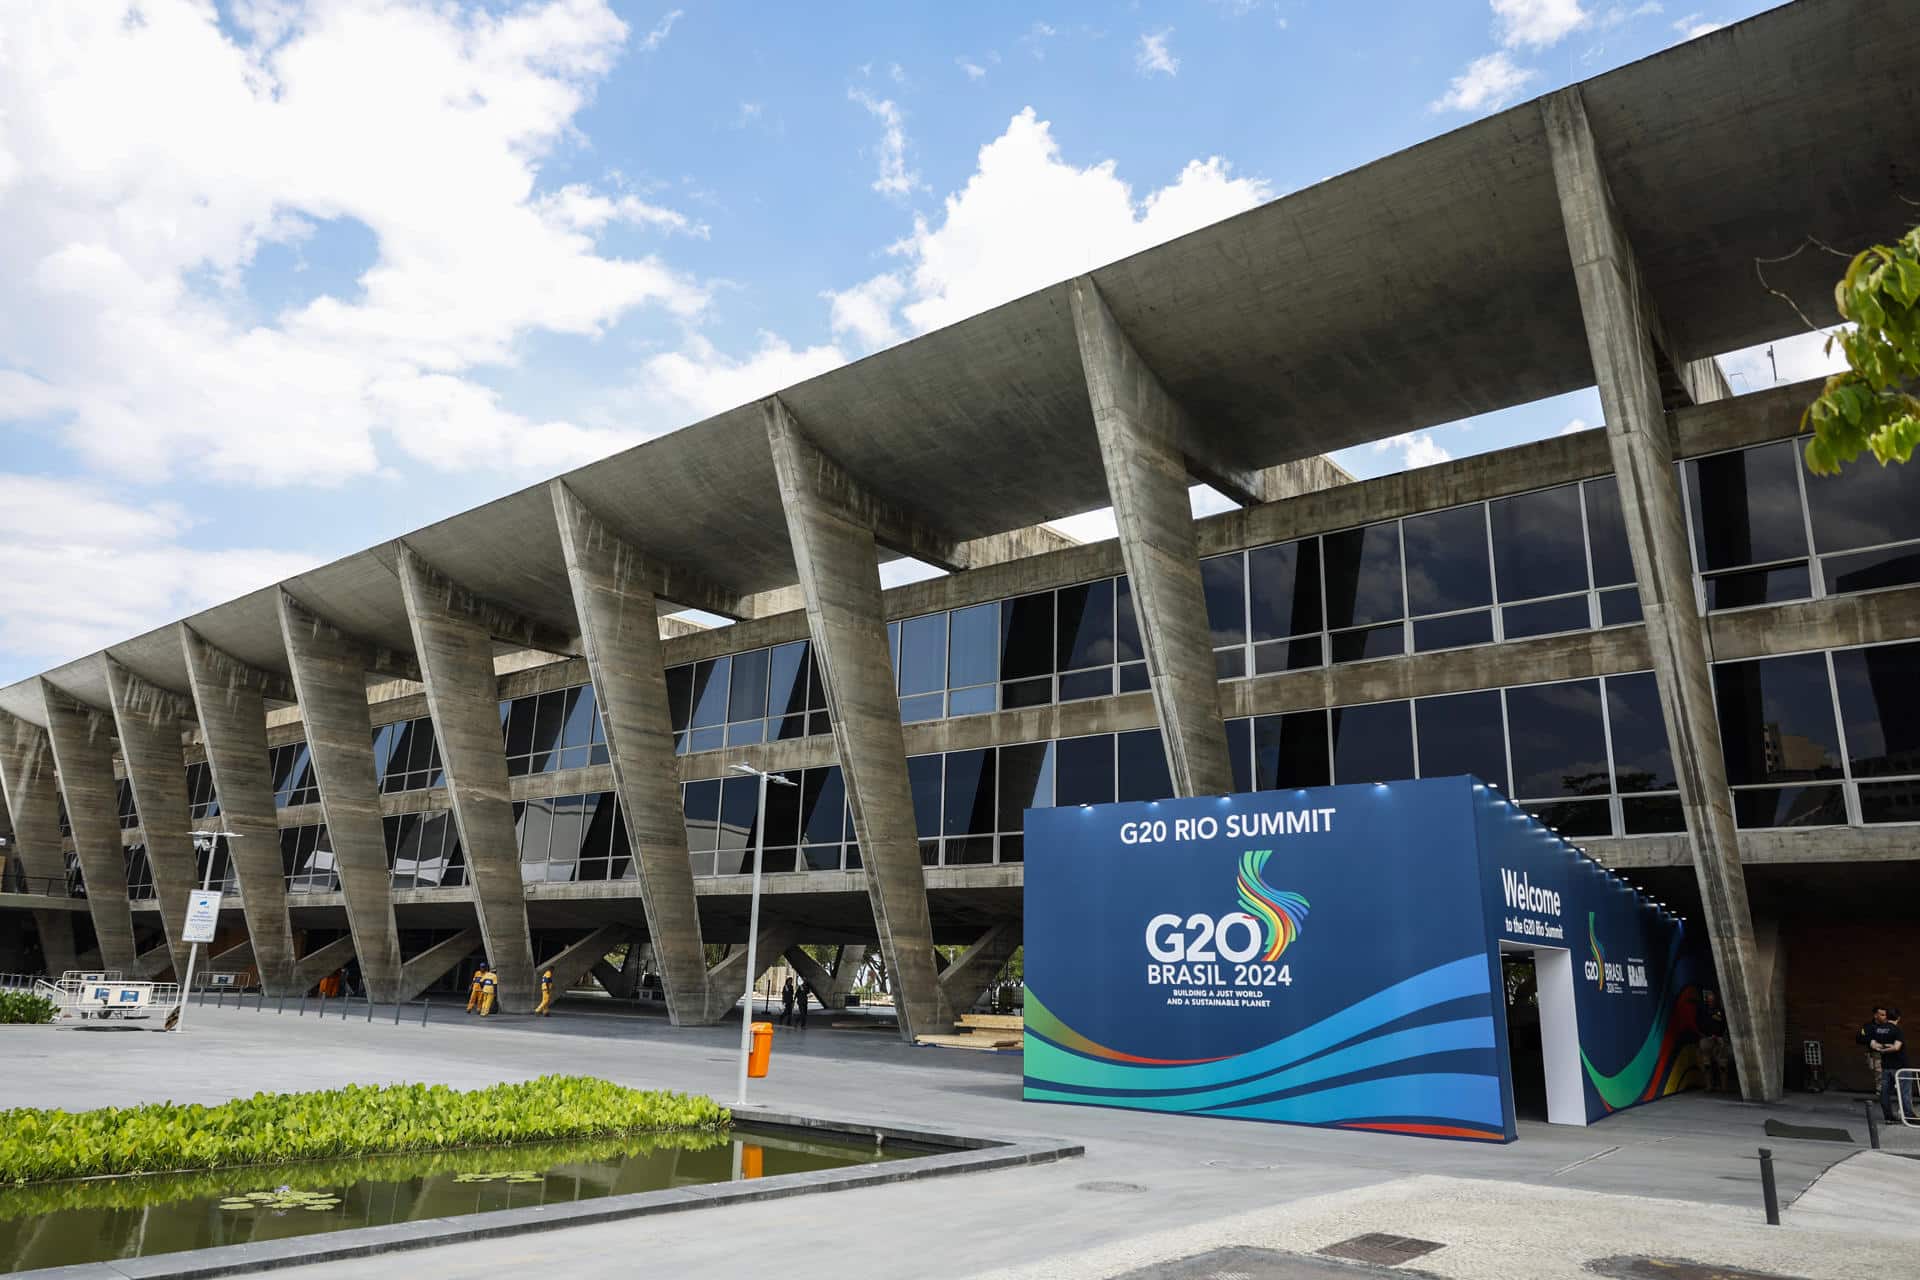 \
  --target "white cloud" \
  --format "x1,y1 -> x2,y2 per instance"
848,87 -> 921,197
825,274 -> 907,351
0,0 -> 706,488
1018,22 -> 1057,59
1671,13 -> 1725,39
1559,417 -> 1594,435
1430,51 -> 1539,113
0,475 -> 319,667
957,58 -> 987,80
1493,0 -> 1590,48
1136,29 -> 1179,77
1715,328 -> 1848,394
636,333 -> 845,422
1373,432 -> 1453,470
886,109 -> 1272,337
637,7 -> 681,52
